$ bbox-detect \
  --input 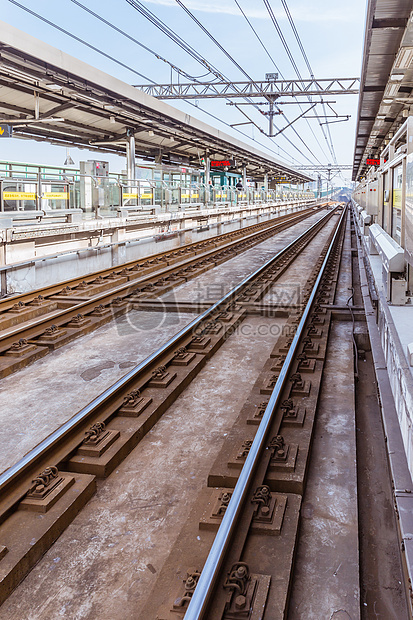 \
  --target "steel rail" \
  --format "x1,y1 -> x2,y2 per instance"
184,205 -> 347,619
0,207 -> 338,495
0,208 -> 322,348
0,204 -> 317,276
0,205 -> 318,312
